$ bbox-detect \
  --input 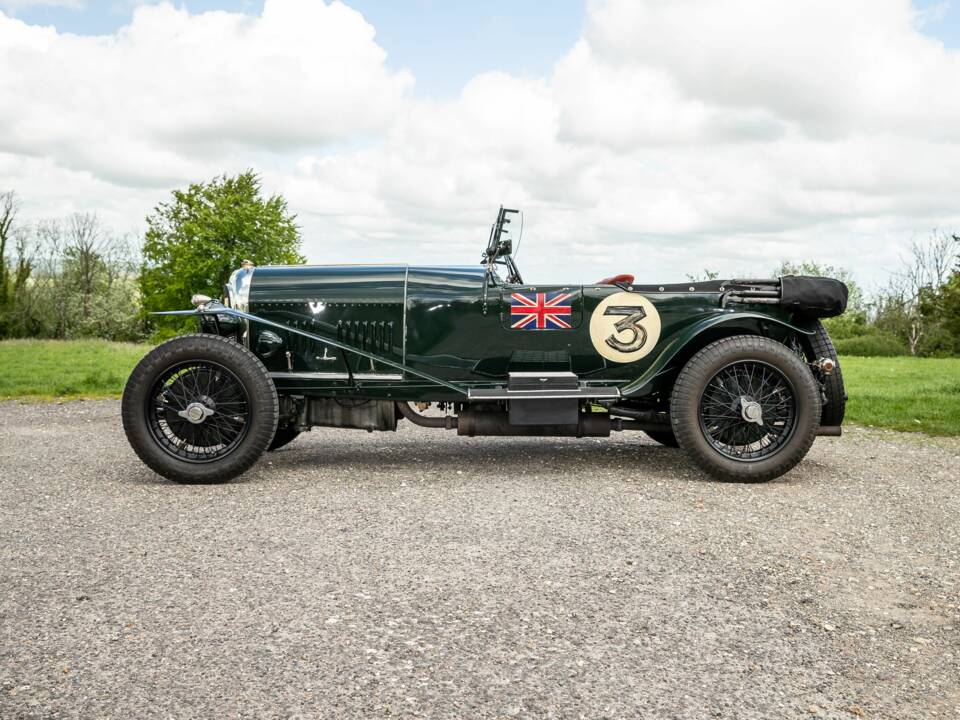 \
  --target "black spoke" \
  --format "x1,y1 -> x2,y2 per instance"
698,360 -> 797,462
145,361 -> 250,464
